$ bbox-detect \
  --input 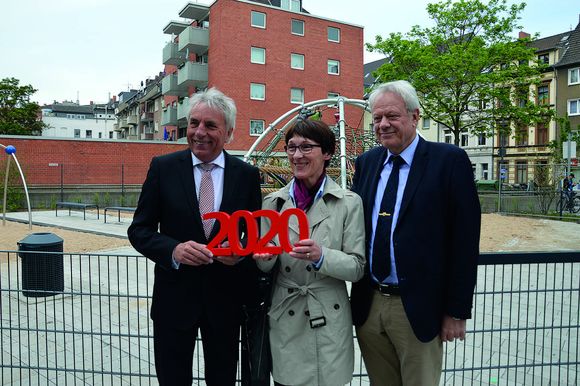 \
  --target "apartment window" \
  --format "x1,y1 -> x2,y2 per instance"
481,164 -> 489,180
109,131 -> 113,139
422,118 -> 430,129
478,133 -> 487,146
74,129 -> 80,138
461,131 -> 469,147
327,59 -> 340,75
98,132 -> 102,138
250,120 -> 265,136
250,83 -> 265,100
291,53 -> 304,70
251,11 -> 266,28
85,130 -> 92,139
568,99 -> 580,116
291,19 -> 304,35
290,88 -> 304,104
443,129 -> 452,144
536,122 -> 548,145
328,27 -> 340,42
251,47 -> 265,64
281,0 -> 300,11
515,126 -> 528,146
327,92 -> 339,99
569,68 -> 579,85
498,161 -> 508,181
538,53 -> 549,65
516,161 -> 527,184
537,84 -> 549,105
